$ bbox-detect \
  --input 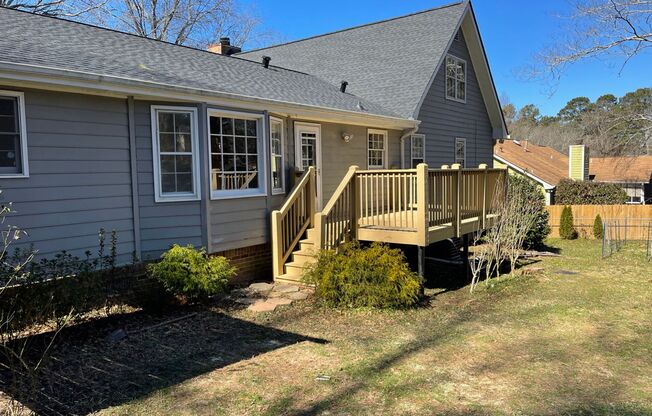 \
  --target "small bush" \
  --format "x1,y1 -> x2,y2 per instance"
555,179 -> 627,205
559,206 -> 578,239
593,214 -> 604,239
303,242 -> 422,309
148,245 -> 235,301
